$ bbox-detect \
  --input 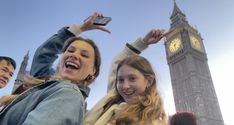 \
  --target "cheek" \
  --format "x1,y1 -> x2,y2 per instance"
135,83 -> 147,93
84,58 -> 95,69
83,61 -> 93,71
116,84 -> 122,92
62,52 -> 69,57
58,62 -> 63,72
139,87 -> 147,93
